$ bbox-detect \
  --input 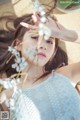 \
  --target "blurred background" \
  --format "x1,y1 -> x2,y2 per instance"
0,0 -> 80,64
